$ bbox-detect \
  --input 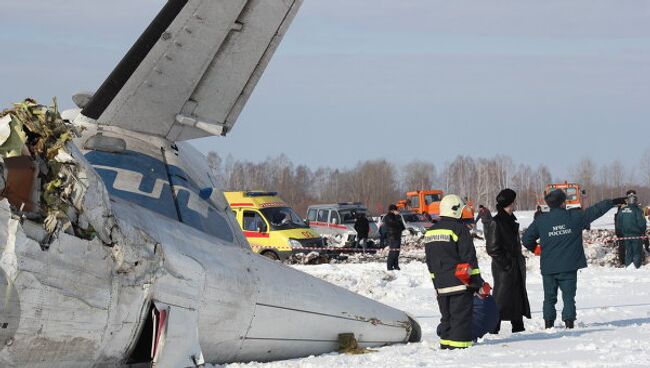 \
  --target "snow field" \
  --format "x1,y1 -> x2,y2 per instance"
214,210 -> 650,368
